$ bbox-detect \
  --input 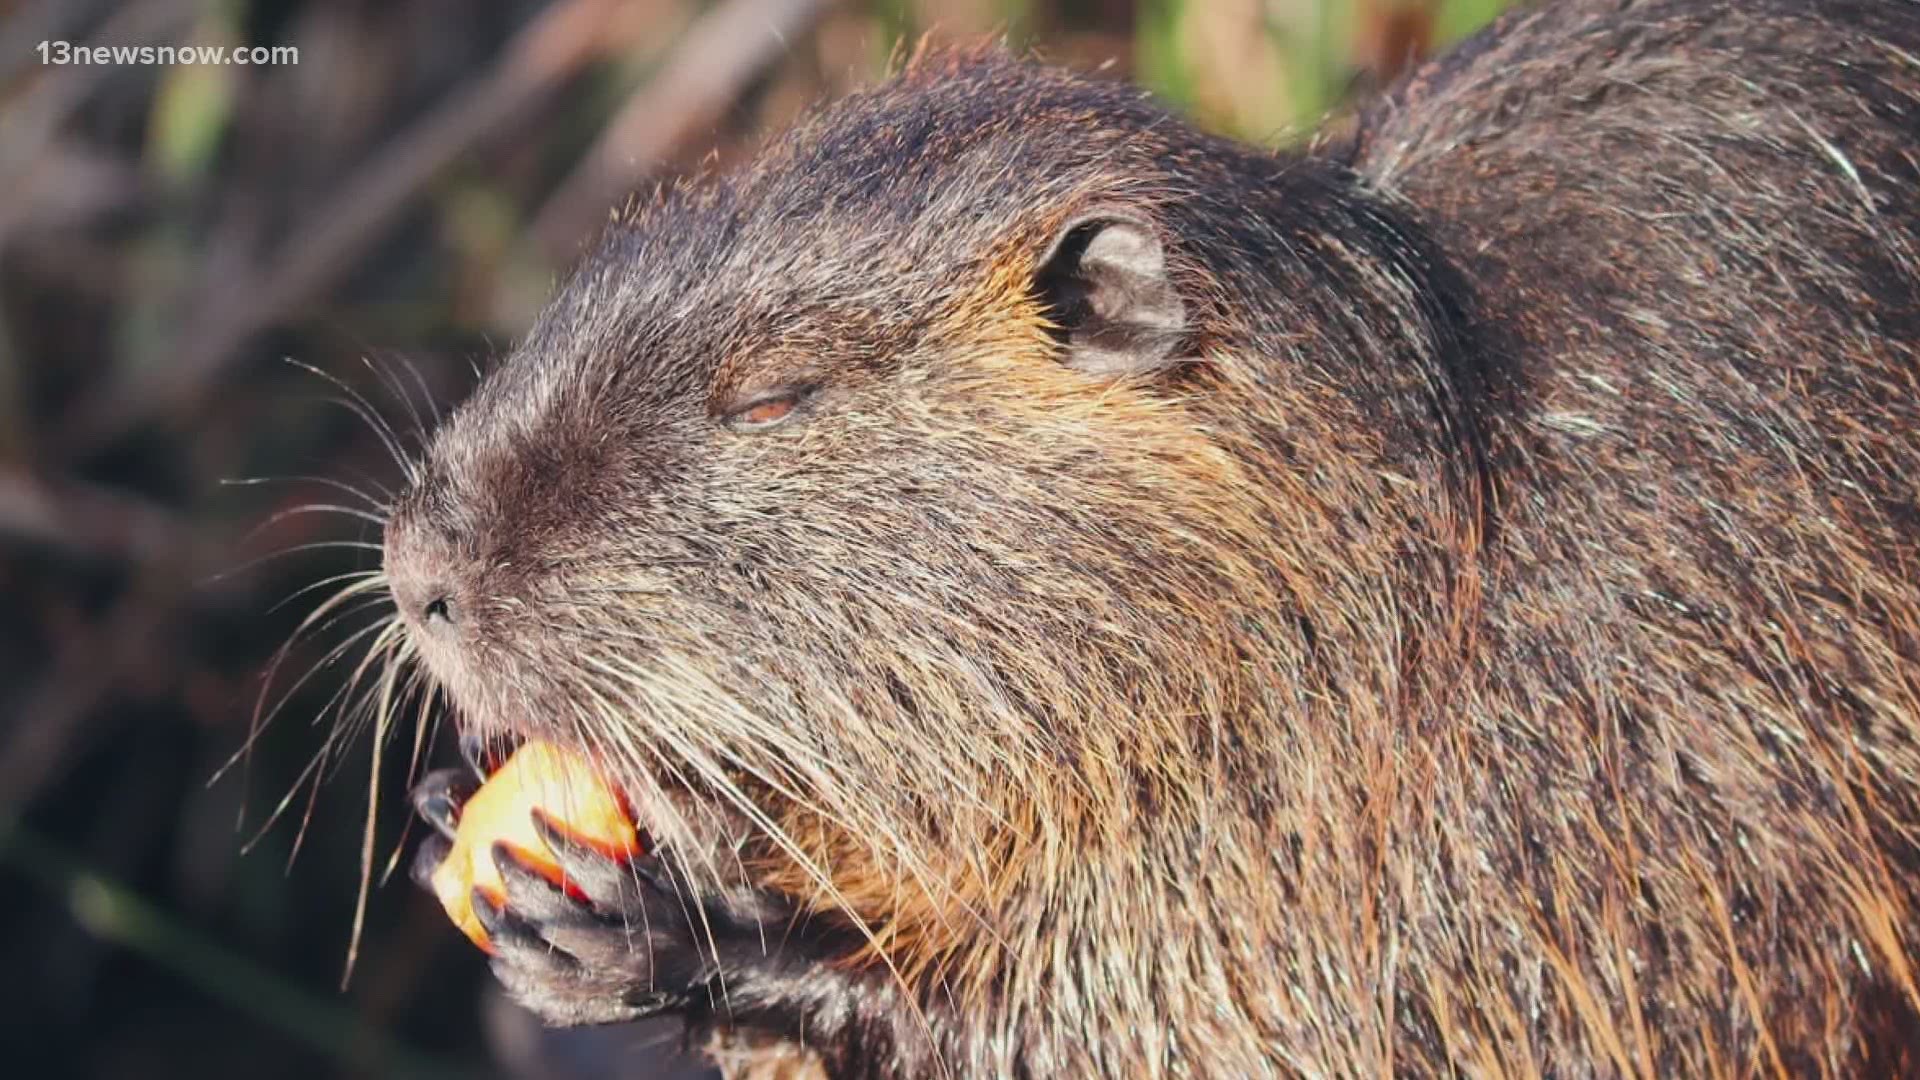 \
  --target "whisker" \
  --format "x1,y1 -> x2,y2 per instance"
379,669 -> 440,890
201,540 -> 387,587
575,651 -> 952,1062
569,673 -> 737,996
217,578 -> 395,789
244,620 -> 403,853
281,621 -> 406,863
278,750 -> 333,866
281,358 -> 420,486
395,353 -> 445,429
240,736 -> 329,858
251,501 -> 391,538
220,474 -> 393,514
267,569 -> 386,617
361,354 -> 432,461
342,628 -> 410,988
326,620 -> 412,753
399,662 -> 437,787
257,629 -> 394,864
